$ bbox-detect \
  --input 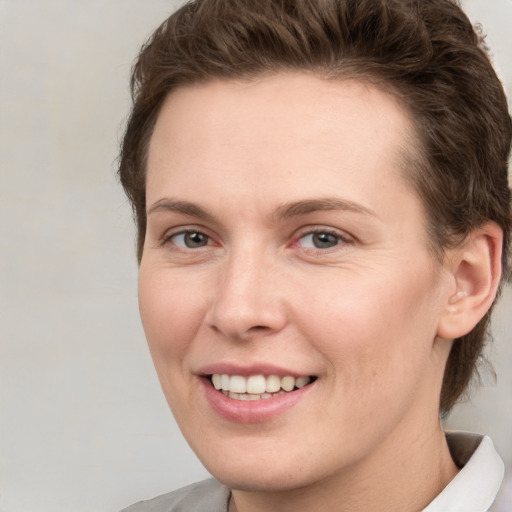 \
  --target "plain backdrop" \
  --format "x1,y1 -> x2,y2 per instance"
0,1 -> 511,511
